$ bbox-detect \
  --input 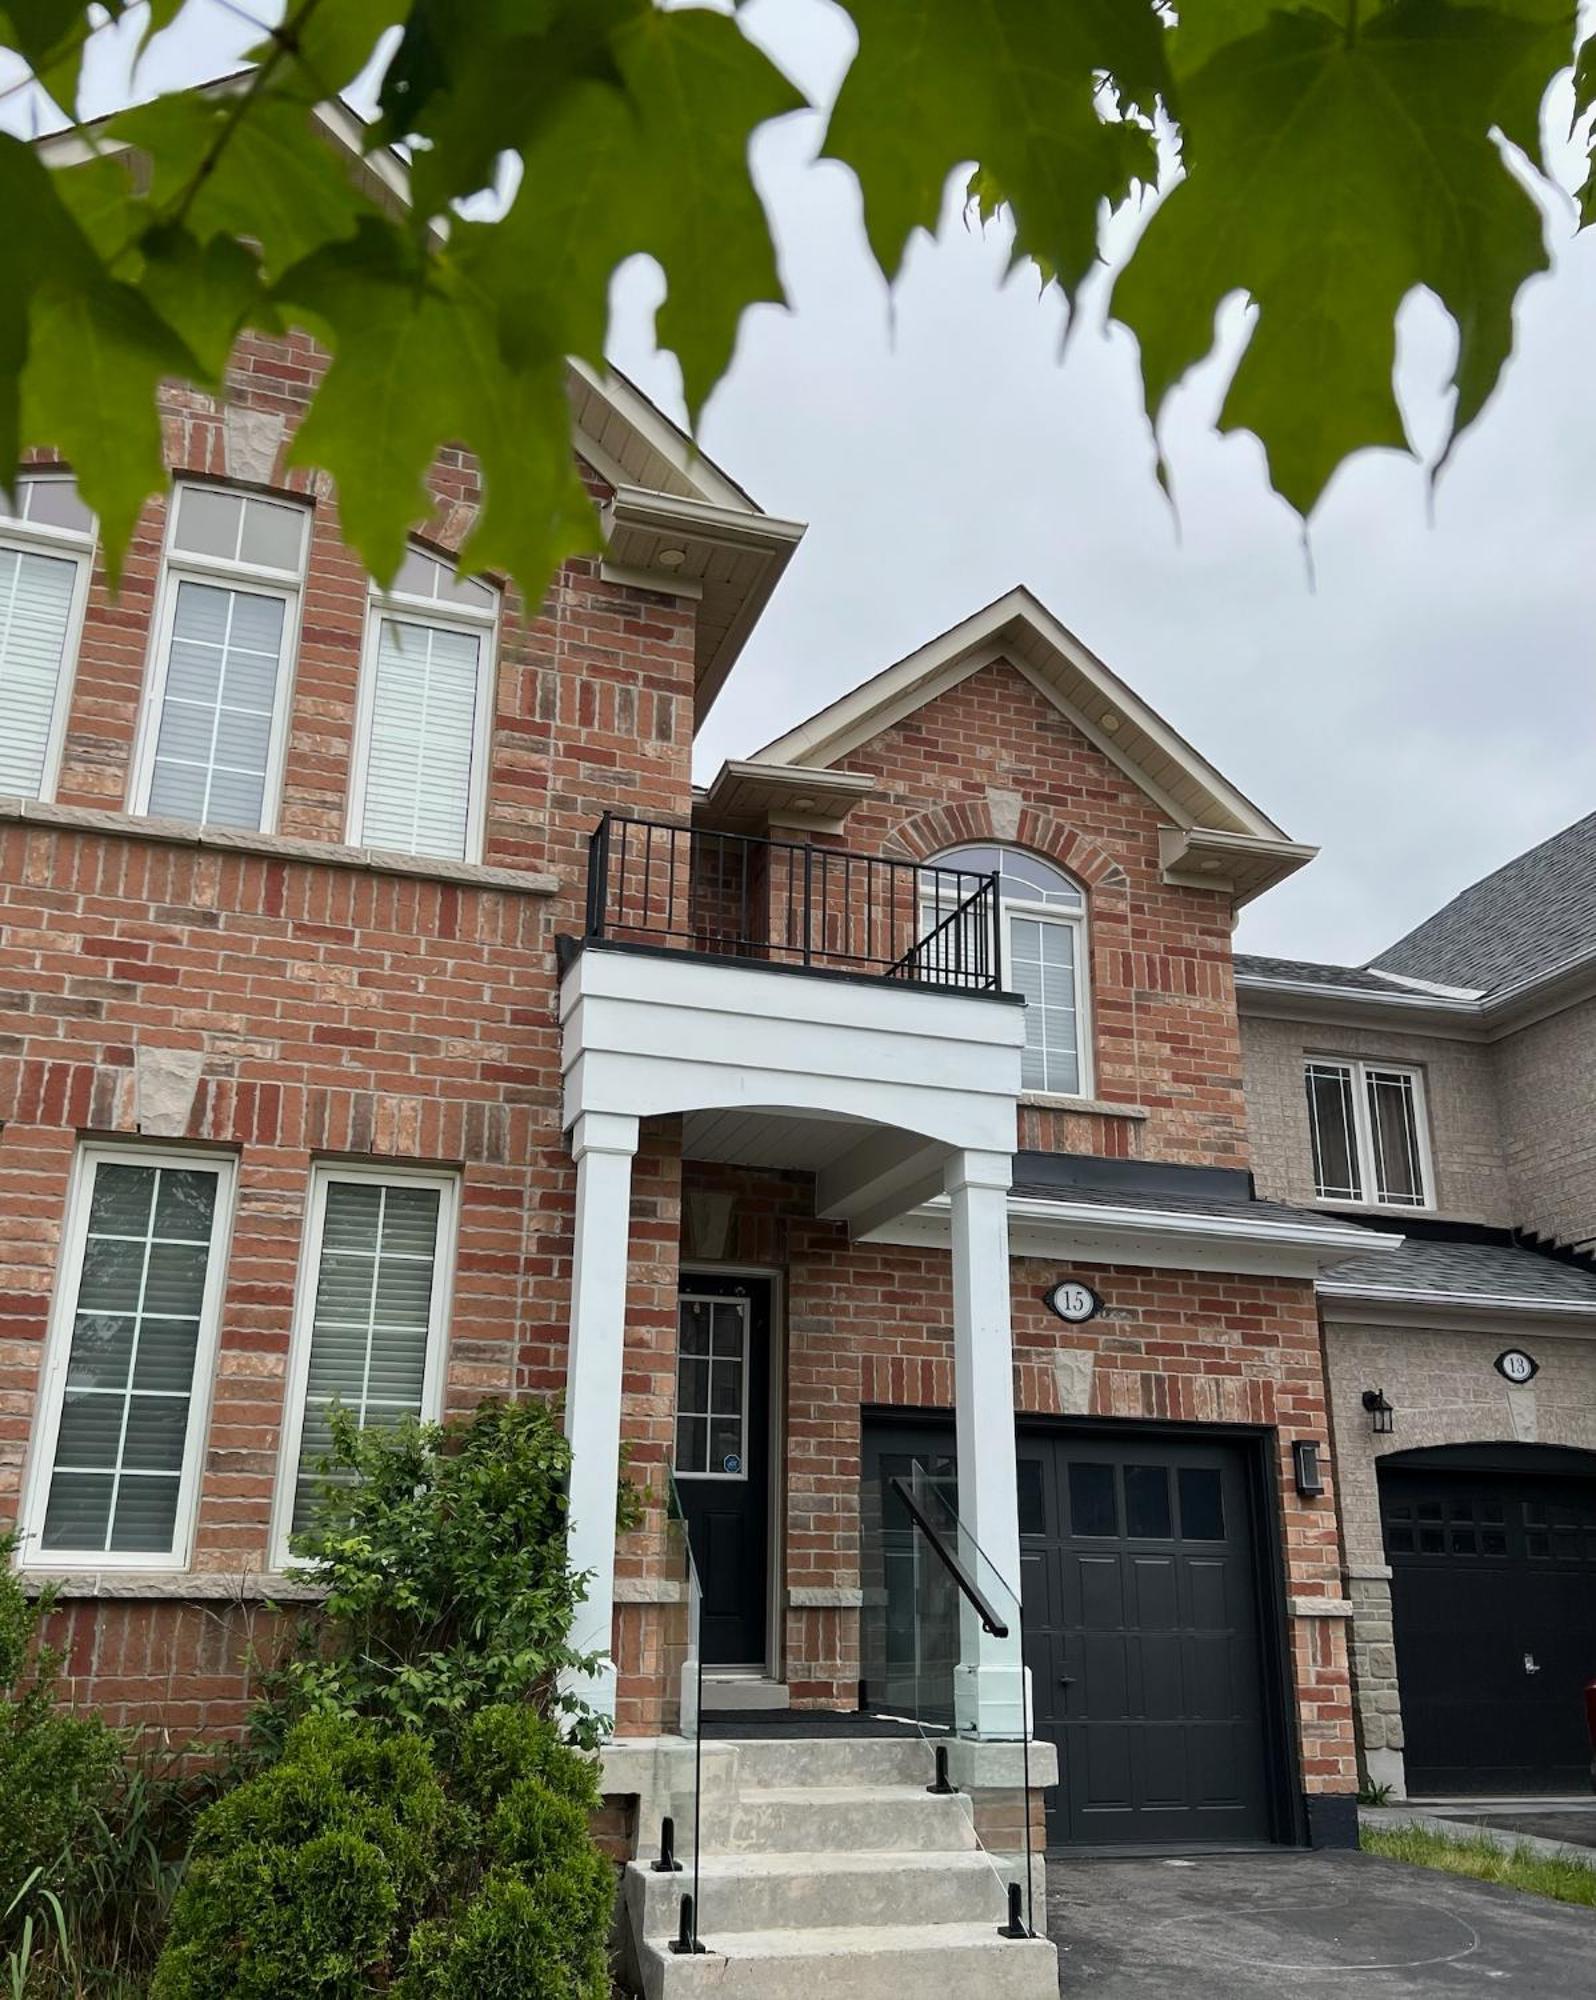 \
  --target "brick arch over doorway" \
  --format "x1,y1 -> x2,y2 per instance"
884,800 -> 1130,895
